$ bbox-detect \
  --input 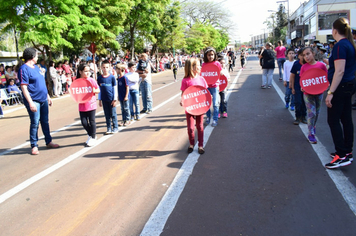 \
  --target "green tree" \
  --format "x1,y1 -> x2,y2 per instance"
120,0 -> 170,58
264,4 -> 287,45
151,1 -> 186,57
